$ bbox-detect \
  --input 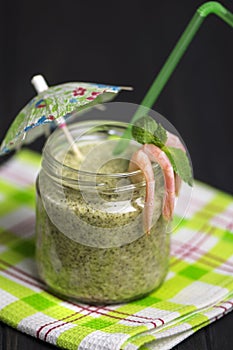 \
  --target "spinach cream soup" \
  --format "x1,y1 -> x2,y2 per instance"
35,121 -> 170,304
